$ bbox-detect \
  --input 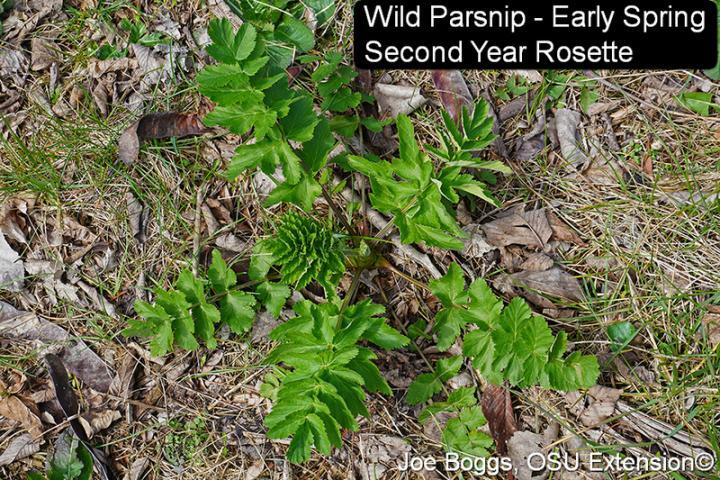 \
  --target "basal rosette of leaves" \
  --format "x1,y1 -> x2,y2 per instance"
198,15 -> 509,250
261,300 -> 409,463
124,11 -> 606,466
